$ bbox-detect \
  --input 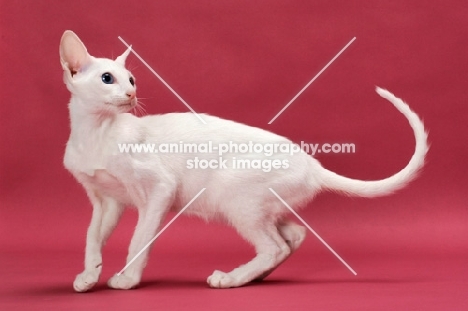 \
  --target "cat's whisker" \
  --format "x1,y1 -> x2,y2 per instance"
132,106 -> 140,117
133,101 -> 147,117
127,63 -> 141,72
138,105 -> 147,116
